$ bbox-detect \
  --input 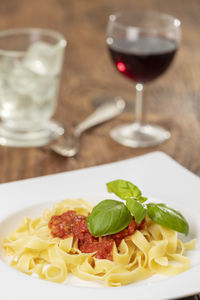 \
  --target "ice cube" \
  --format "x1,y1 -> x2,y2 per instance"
31,77 -> 58,104
9,64 -> 38,95
0,57 -> 13,80
24,41 -> 64,76
0,84 -> 21,115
